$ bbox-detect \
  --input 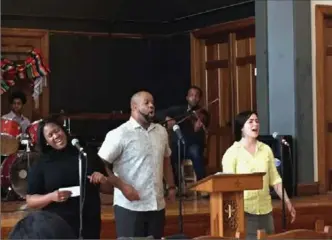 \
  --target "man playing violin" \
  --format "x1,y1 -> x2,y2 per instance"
2,91 -> 31,132
156,86 -> 210,187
